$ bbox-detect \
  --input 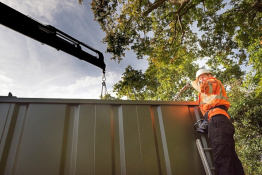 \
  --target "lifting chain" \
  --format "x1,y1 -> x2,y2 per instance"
100,72 -> 107,99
